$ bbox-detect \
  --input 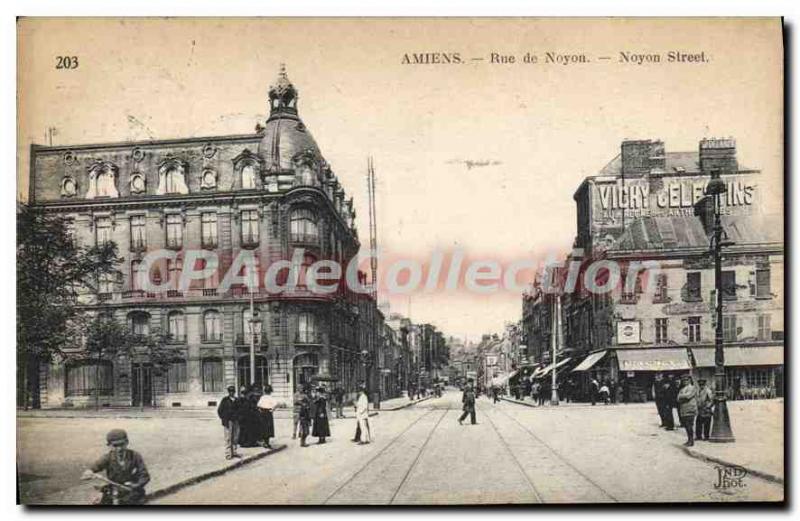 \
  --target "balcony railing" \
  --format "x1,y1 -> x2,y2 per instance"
290,232 -> 320,246
241,233 -> 259,249
201,238 -> 218,250
201,332 -> 223,343
130,241 -> 147,252
235,333 -> 267,346
165,333 -> 187,344
165,238 -> 183,250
